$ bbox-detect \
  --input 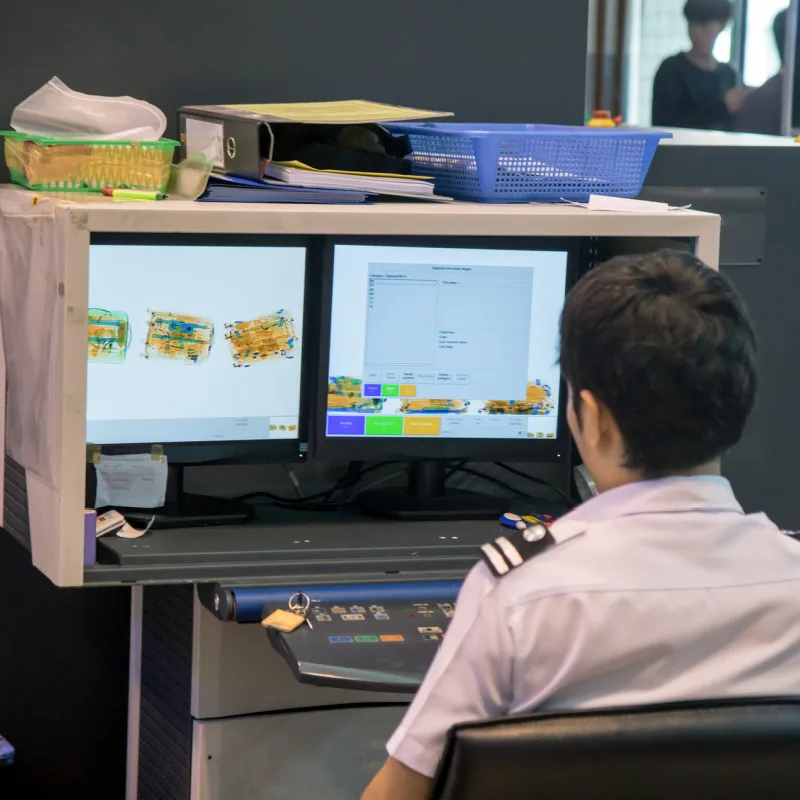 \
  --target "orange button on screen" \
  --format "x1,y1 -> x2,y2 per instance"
403,416 -> 441,436
380,635 -> 405,642
399,384 -> 417,397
